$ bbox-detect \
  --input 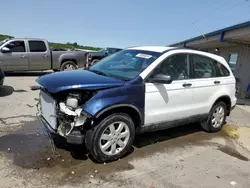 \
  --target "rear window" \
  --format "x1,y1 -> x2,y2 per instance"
29,41 -> 47,52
